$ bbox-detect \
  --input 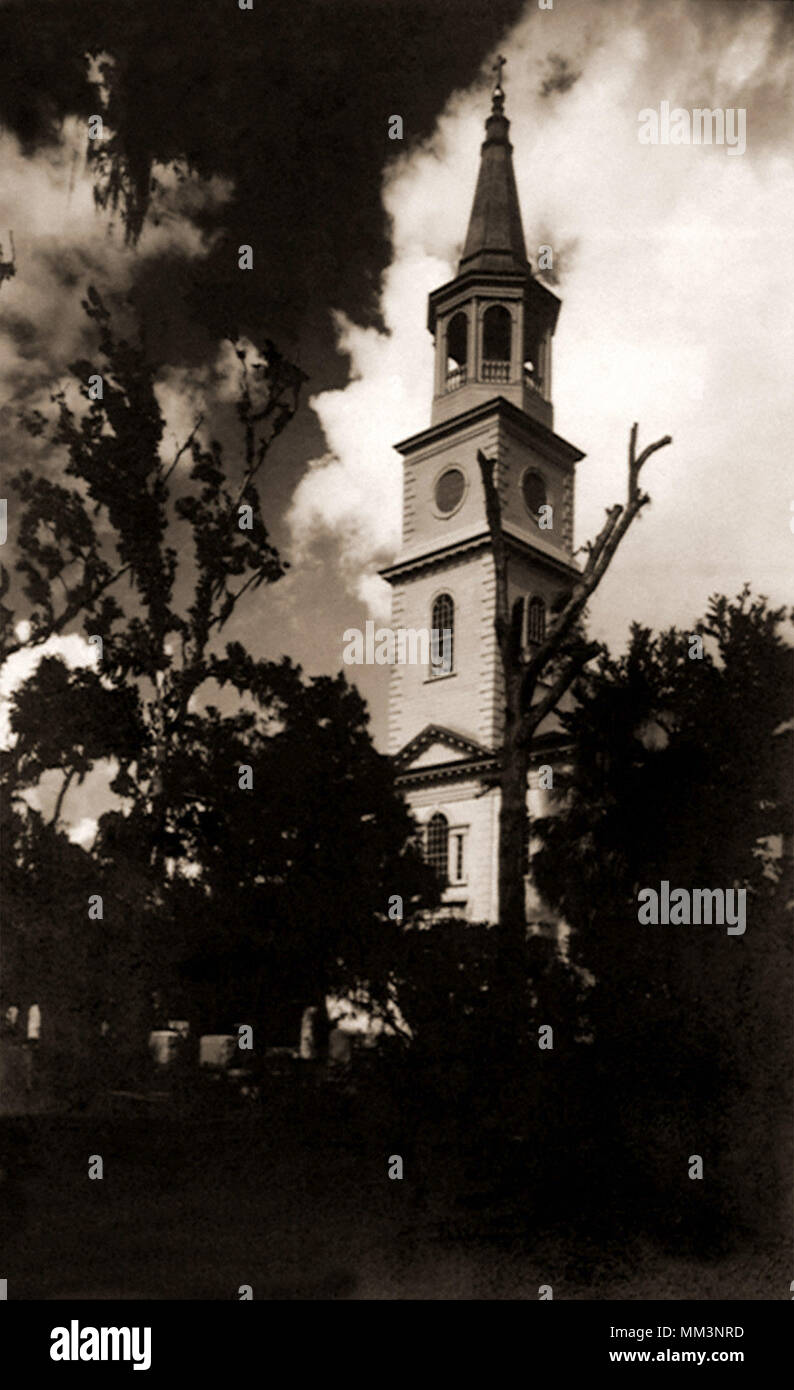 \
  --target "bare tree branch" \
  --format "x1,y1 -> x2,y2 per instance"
51,766 -> 76,830
522,640 -> 603,742
162,415 -> 204,485
519,426 -> 672,701
477,449 -> 511,660
478,421 -> 672,934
